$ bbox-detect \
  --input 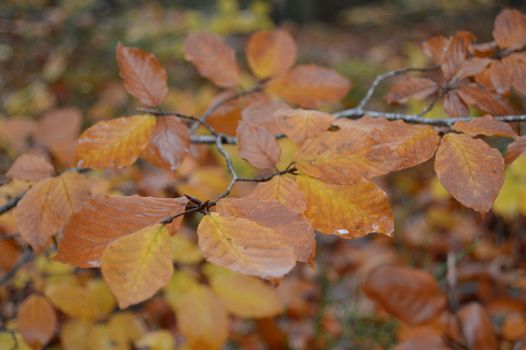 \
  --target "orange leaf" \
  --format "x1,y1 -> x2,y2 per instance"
457,303 -> 498,350
421,35 -> 448,64
276,109 -> 334,145
216,196 -> 315,263
16,295 -> 57,349
267,64 -> 351,108
505,135 -> 526,165
76,115 -> 156,168
457,84 -> 515,115
296,175 -> 393,238
493,9 -> 526,49
248,175 -> 307,214
34,107 -> 82,148
386,76 -> 438,104
183,32 -> 240,88
197,213 -> 296,279
7,154 -> 54,182
363,266 -> 446,325
452,115 -> 517,138
241,99 -> 292,134
246,30 -> 297,79
237,121 -> 281,169
441,31 -> 475,80
443,90 -> 469,117
116,43 -> 168,106
101,224 -> 174,308
141,116 -> 190,171
434,133 -> 505,213
56,195 -> 187,268
452,57 -> 491,82
15,172 -> 91,252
